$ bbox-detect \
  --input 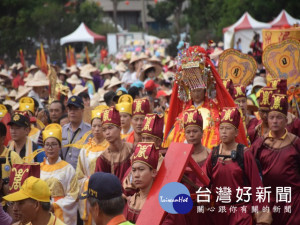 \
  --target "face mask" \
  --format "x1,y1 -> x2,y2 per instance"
19,71 -> 24,76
